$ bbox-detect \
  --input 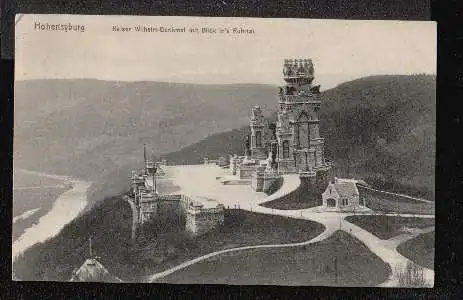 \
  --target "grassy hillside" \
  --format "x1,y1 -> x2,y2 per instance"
158,230 -> 391,286
397,231 -> 434,270
13,195 -> 324,282
14,80 -> 276,203
163,75 -> 436,199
